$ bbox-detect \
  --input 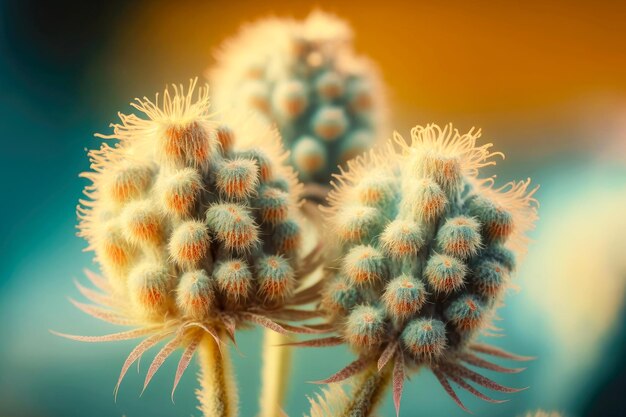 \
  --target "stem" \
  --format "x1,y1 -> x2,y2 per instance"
340,363 -> 393,417
259,330 -> 293,417
197,332 -> 238,417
